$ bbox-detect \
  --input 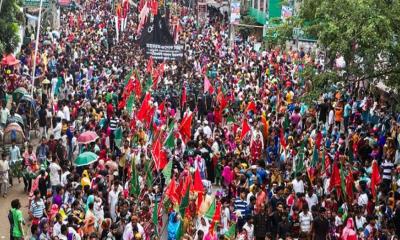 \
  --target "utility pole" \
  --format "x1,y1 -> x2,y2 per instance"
31,0 -> 44,95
